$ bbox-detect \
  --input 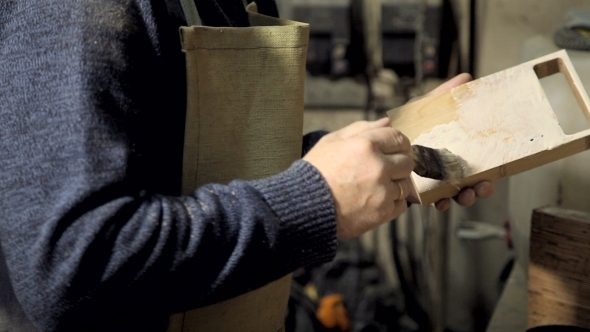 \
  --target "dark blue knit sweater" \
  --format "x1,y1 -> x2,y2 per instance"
0,1 -> 337,331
